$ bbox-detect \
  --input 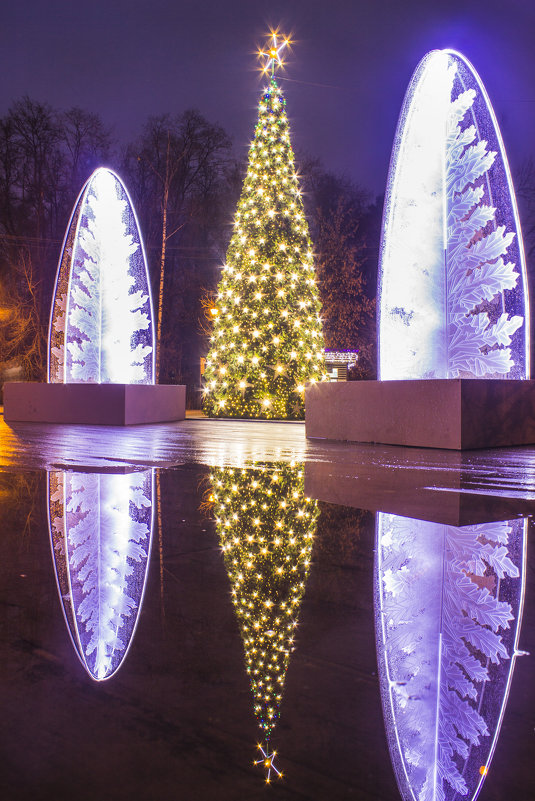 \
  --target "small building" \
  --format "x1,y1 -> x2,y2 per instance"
324,349 -> 359,381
